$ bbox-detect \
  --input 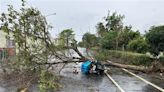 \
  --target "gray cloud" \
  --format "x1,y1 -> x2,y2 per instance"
1,0 -> 164,41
